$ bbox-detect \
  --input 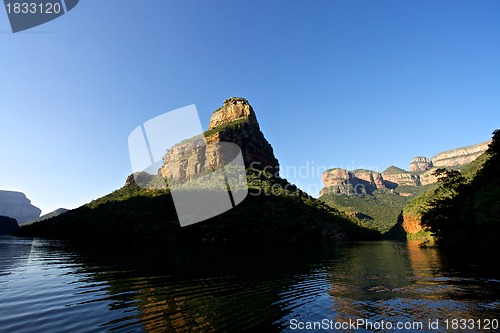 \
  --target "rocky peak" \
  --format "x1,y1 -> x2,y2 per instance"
409,156 -> 433,171
160,98 -> 279,183
208,97 -> 259,130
